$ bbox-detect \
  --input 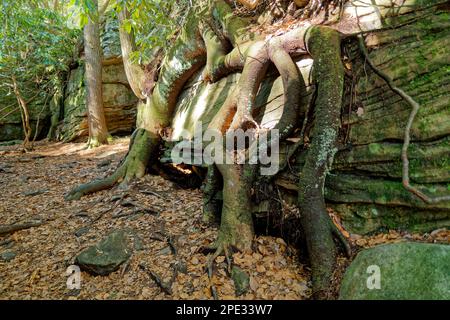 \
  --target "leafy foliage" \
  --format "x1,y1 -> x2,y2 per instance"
68,0 -> 192,63
0,0 -> 80,121
110,0 -> 192,63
